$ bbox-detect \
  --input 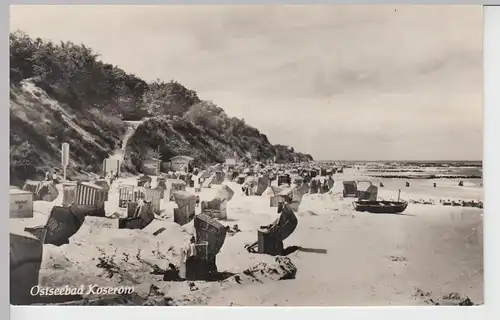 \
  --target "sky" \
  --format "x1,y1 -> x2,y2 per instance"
10,5 -> 483,161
